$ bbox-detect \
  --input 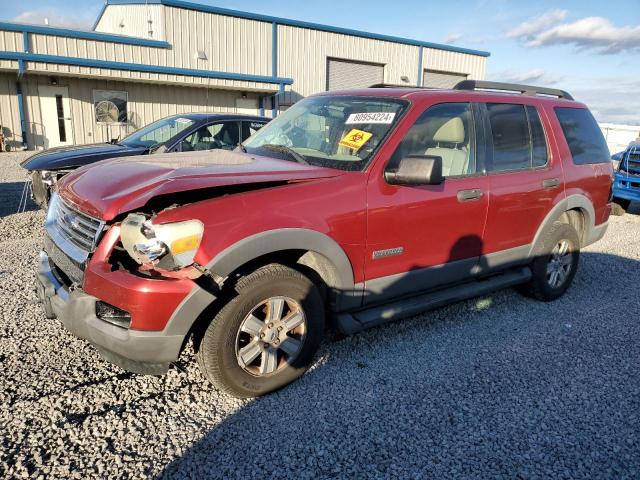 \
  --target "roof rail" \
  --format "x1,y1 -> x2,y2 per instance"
453,80 -> 574,101
369,83 -> 437,90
